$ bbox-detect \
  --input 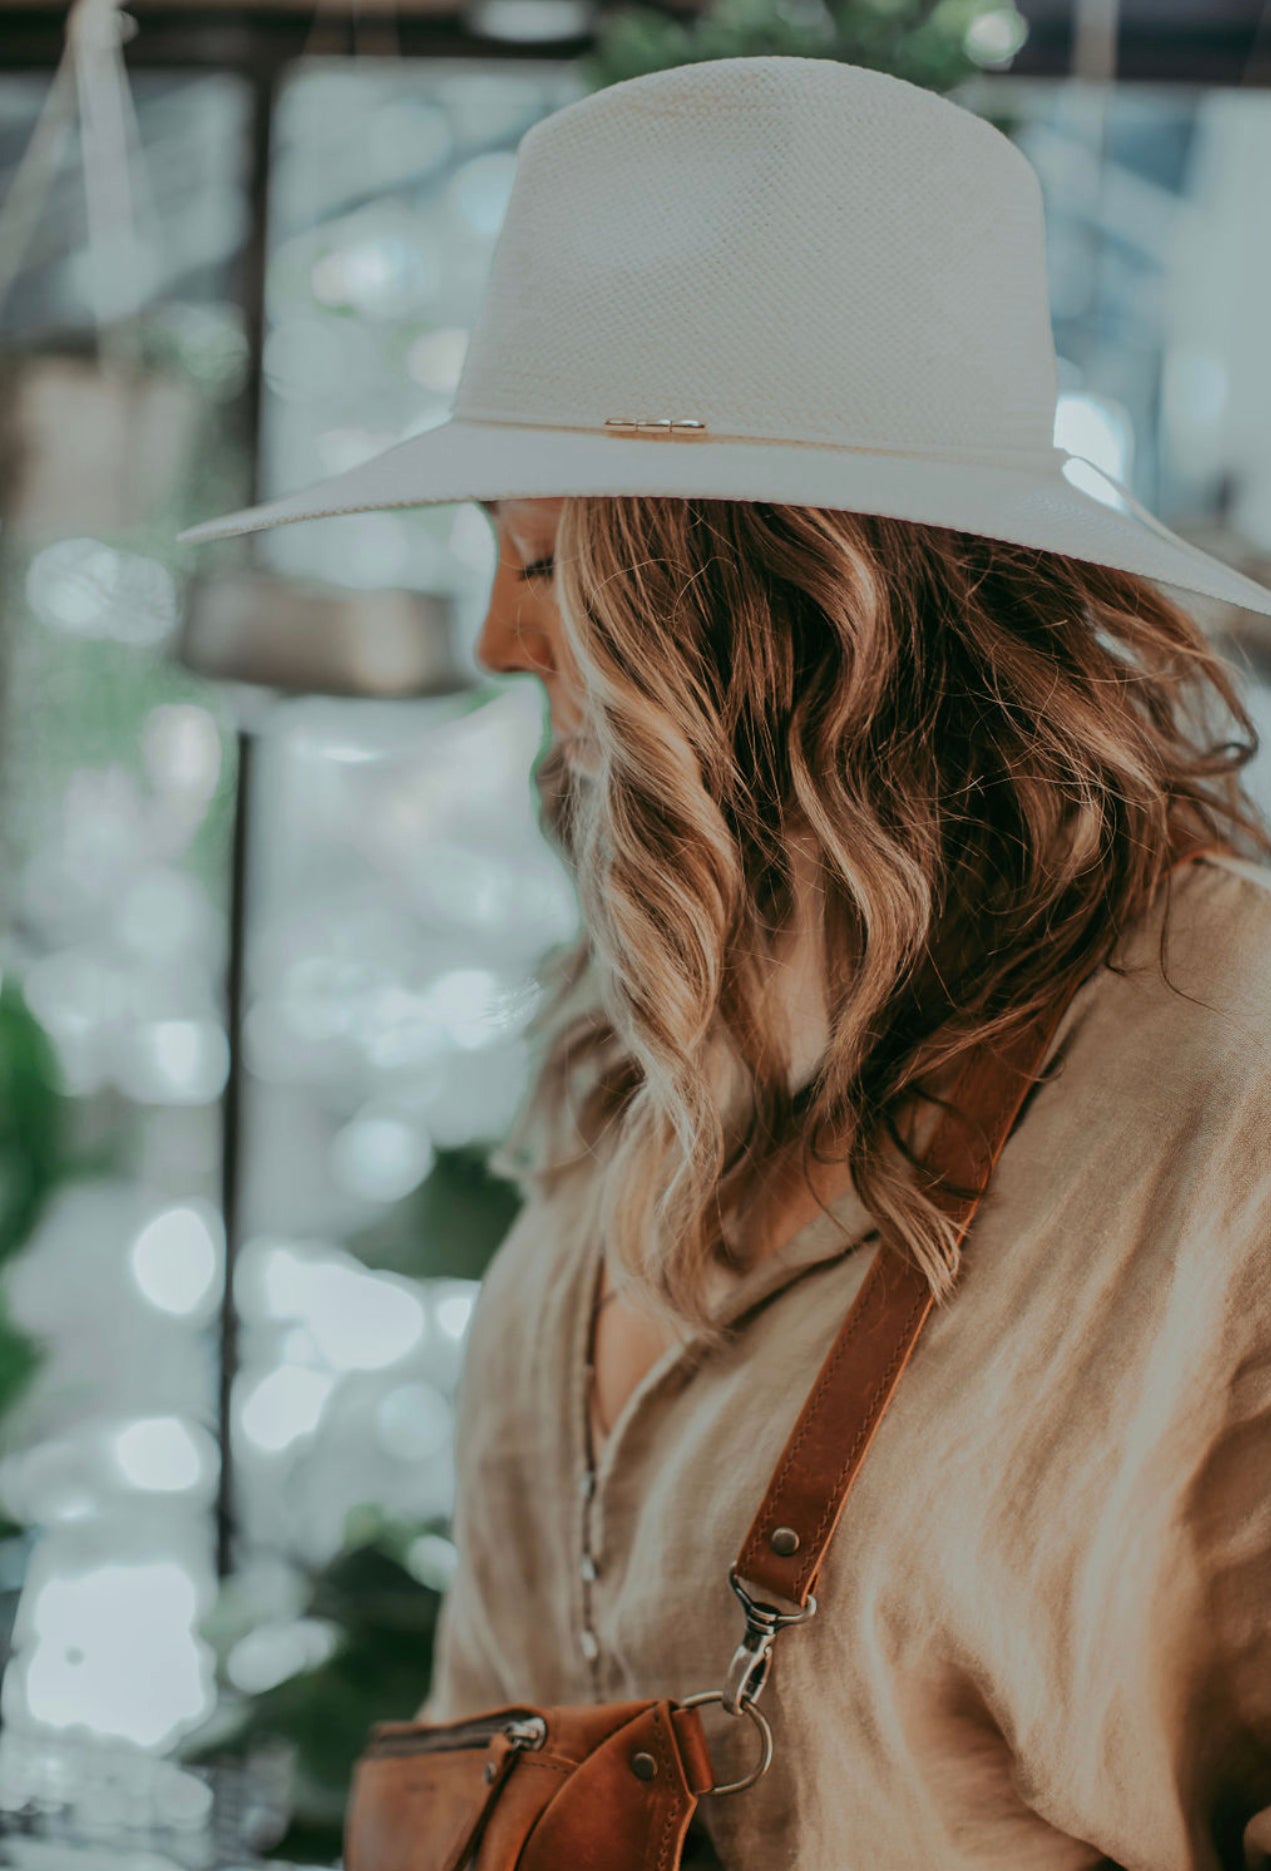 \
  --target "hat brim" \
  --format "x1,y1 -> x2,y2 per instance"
176,417 -> 1271,621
